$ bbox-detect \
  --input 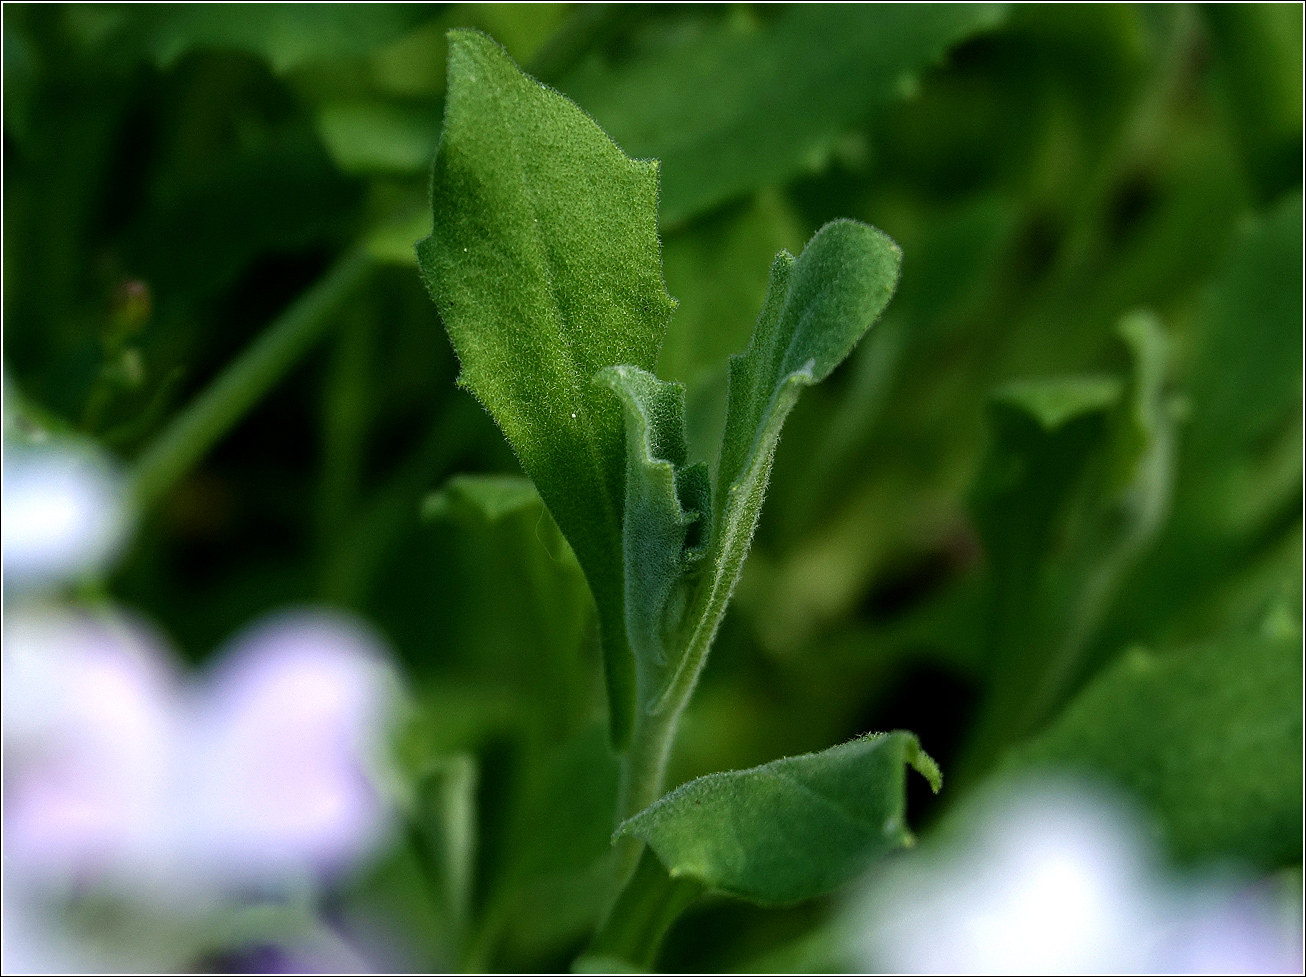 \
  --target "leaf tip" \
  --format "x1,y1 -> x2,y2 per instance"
907,739 -> 943,795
